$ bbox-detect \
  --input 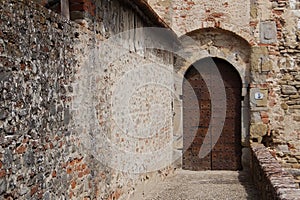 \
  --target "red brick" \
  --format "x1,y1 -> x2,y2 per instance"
30,185 -> 38,196
83,168 -> 90,175
260,111 -> 269,118
75,157 -> 83,163
76,165 -> 81,171
0,169 -> 6,178
22,137 -> 29,144
37,190 -> 44,199
269,99 -> 276,107
67,168 -> 72,174
211,12 -> 224,18
78,171 -> 84,178
15,144 -> 27,154
262,117 -> 269,124
272,10 -> 283,15
108,189 -> 122,200
69,191 -> 73,199
82,163 -> 87,170
71,180 -> 76,189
